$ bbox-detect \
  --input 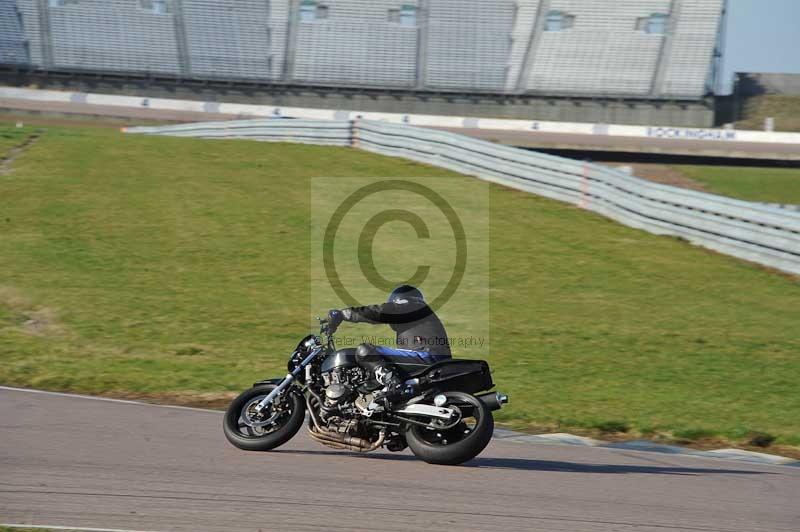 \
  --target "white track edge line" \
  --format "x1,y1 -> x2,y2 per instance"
0,386 -> 221,413
1,523 -> 164,532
